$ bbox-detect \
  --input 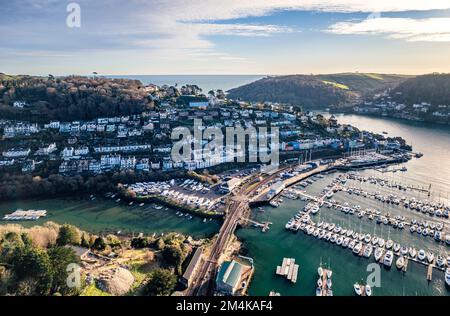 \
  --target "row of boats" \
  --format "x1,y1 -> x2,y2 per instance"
341,185 -> 450,218
316,267 -> 333,296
